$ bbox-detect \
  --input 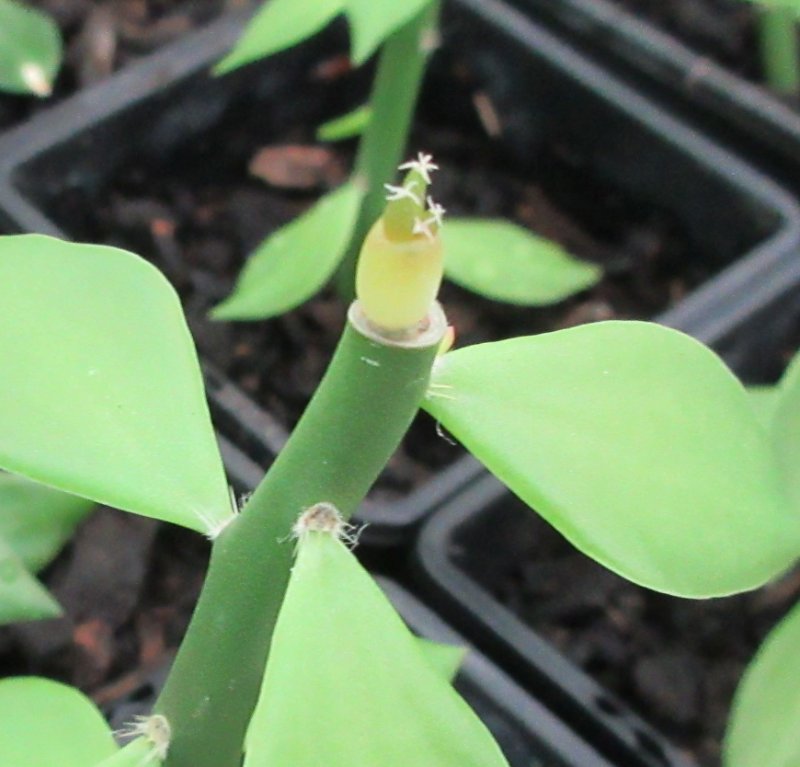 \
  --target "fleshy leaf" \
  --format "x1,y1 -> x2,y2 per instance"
0,473 -> 93,572
424,321 -> 800,597
724,601 -> 800,767
0,0 -> 61,96
771,350 -> 800,513
443,219 -> 601,305
212,182 -> 364,320
244,532 -> 508,767
416,637 -> 467,682
0,235 -> 232,535
748,385 -> 780,428
345,0 -> 434,64
0,677 -> 117,766
0,535 -> 60,624
214,0 -> 344,74
95,738 -> 162,767
317,104 -> 372,142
